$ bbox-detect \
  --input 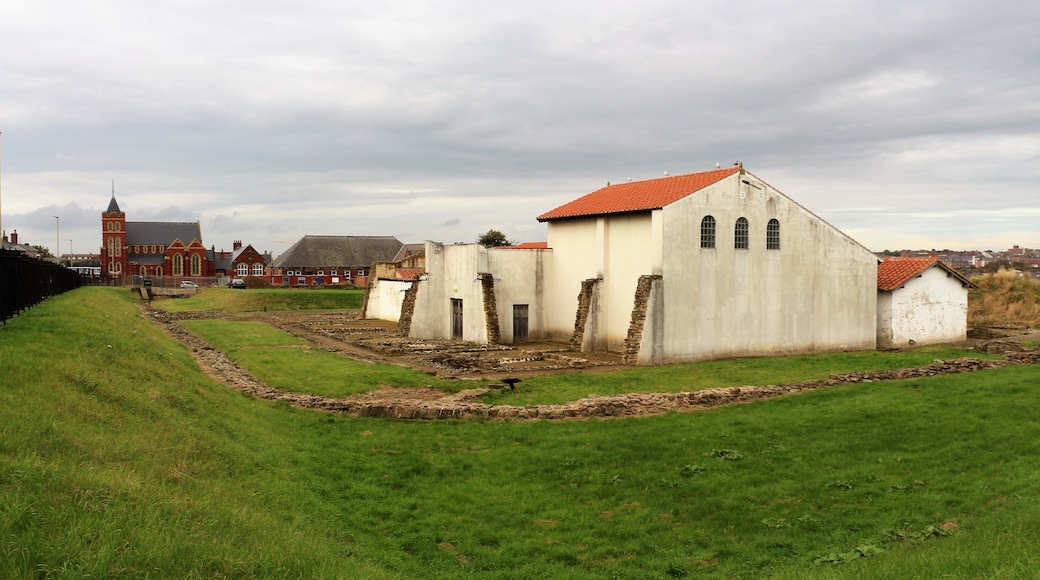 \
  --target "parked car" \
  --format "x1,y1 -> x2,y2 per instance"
180,280 -> 200,289
228,279 -> 246,289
